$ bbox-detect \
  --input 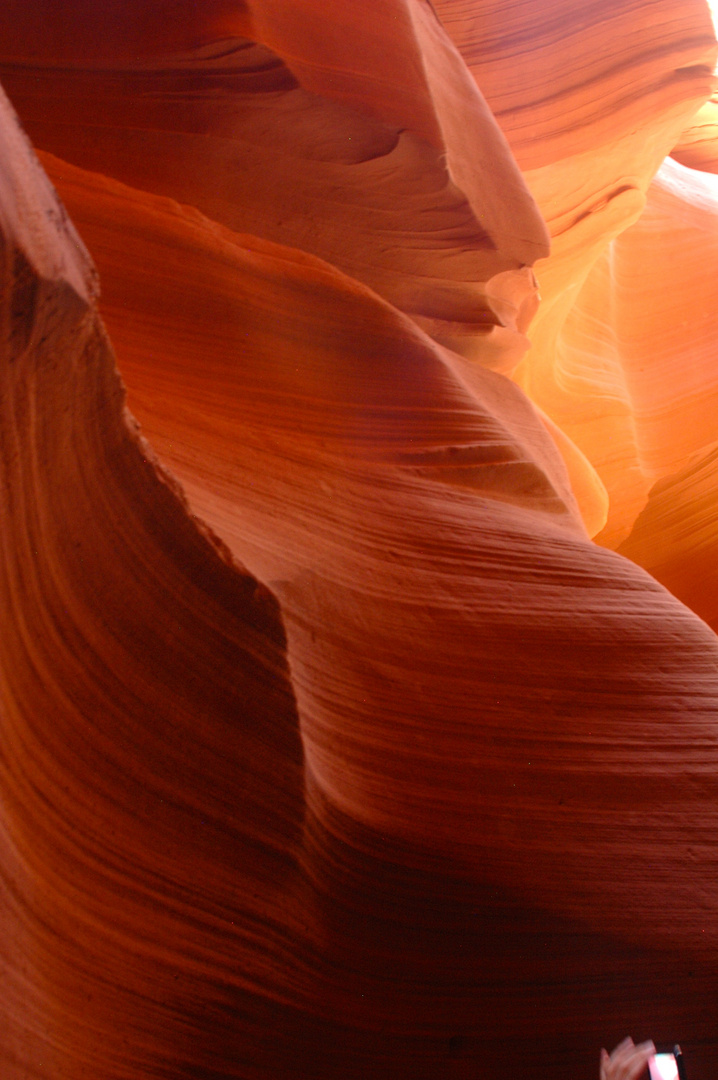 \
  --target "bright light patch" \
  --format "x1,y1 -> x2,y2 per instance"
649,1055 -> 679,1080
